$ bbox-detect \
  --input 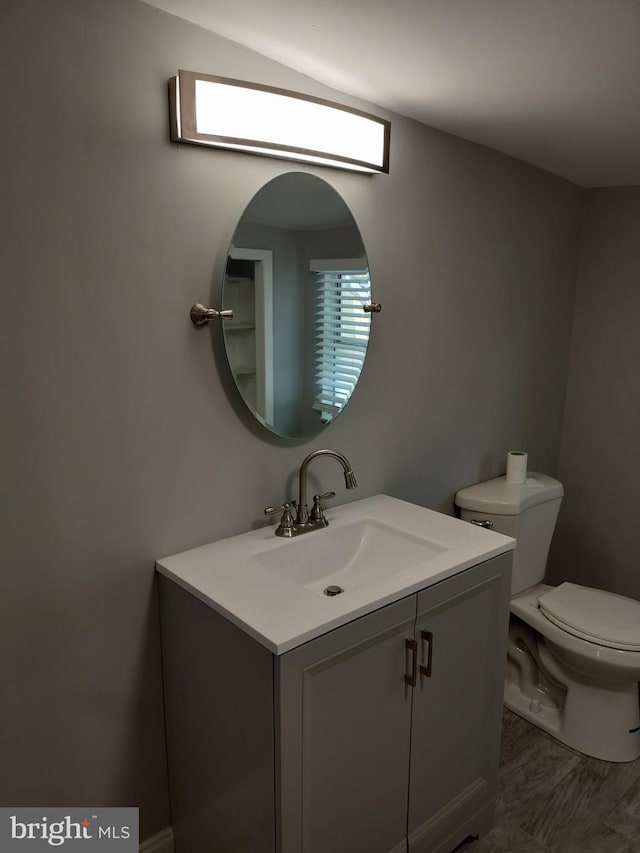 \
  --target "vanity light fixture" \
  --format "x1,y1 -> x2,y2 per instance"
169,71 -> 390,174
